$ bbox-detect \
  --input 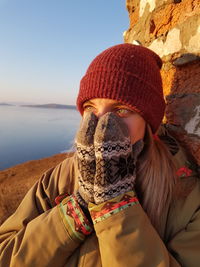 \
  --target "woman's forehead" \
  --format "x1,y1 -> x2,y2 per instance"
84,98 -> 125,106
